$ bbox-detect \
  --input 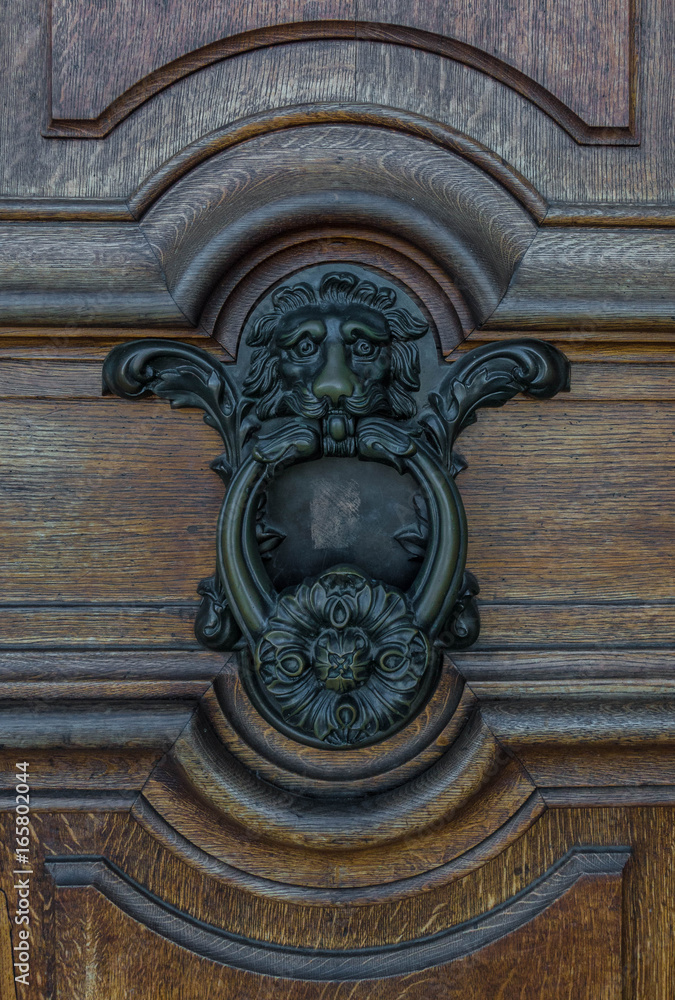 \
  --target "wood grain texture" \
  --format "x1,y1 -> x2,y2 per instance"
4,216 -> 675,328
48,870 -> 624,998
352,22 -> 665,205
457,399 -> 675,603
0,398 -> 224,604
0,223 -> 186,327
489,228 -> 675,329
357,0 -> 632,130
45,848 -> 628,981
126,105 -> 547,221
453,649 -> 675,682
0,650 -> 225,681
4,807 -> 673,997
0,0 -> 670,208
138,125 -> 536,327
48,0 -> 633,142
164,710 -> 523,850
50,0 -> 356,122
0,606 -> 200,648
140,755 -> 538,891
0,892 -> 16,1000
10,809 -> 670,950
